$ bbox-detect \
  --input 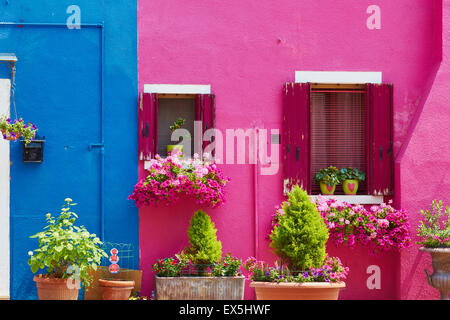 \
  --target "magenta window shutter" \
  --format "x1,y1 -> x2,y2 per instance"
139,92 -> 158,160
138,93 -> 145,160
367,84 -> 394,195
153,93 -> 158,157
282,82 -> 311,193
194,94 -> 203,155
194,94 -> 215,155
202,94 -> 215,151
195,94 -> 202,122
